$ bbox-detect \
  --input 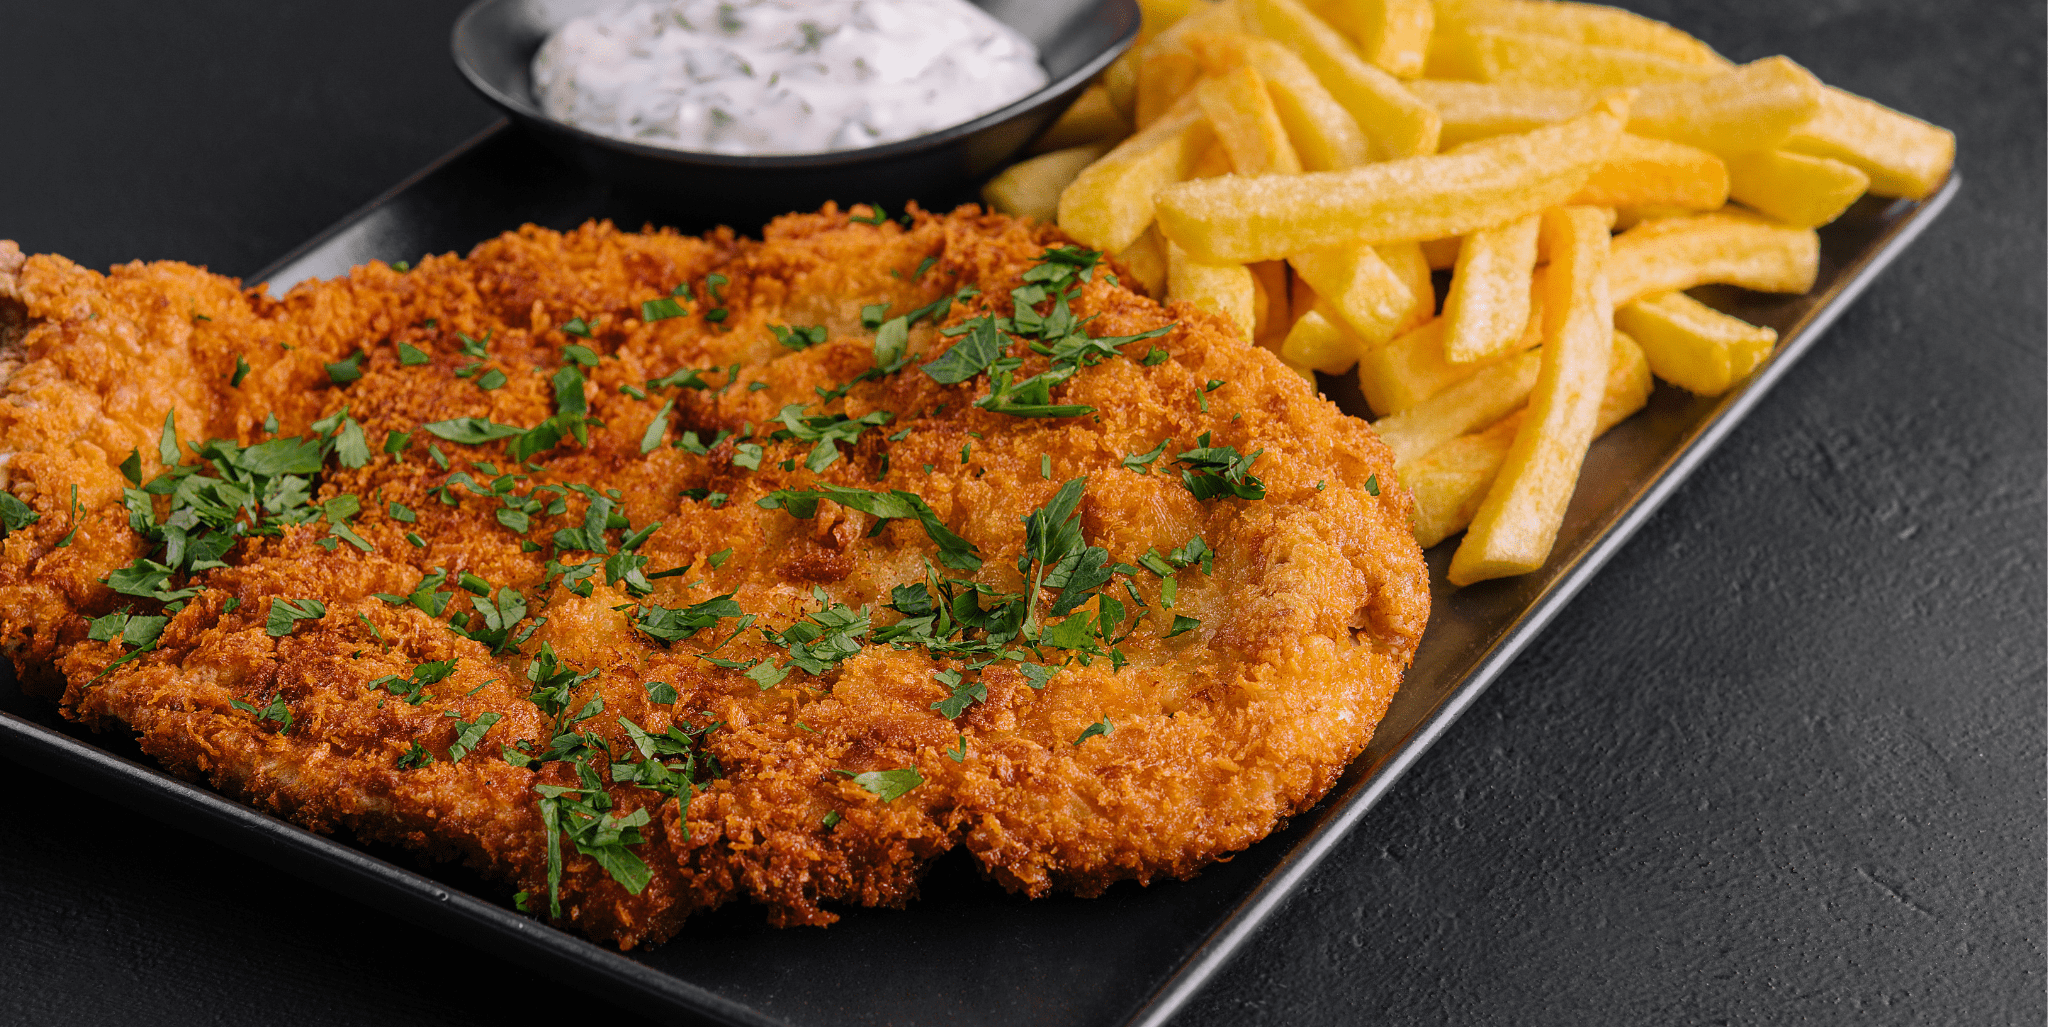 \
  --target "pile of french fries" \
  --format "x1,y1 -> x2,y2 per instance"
982,0 -> 1954,585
